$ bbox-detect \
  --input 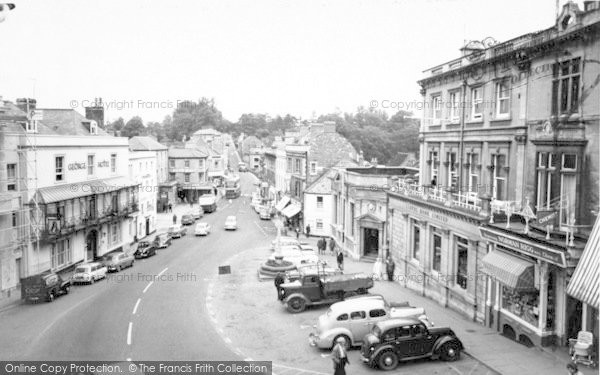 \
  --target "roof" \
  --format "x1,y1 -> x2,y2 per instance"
305,169 -> 336,194
129,136 -> 168,151
185,137 -> 221,157
36,109 -> 109,136
346,166 -> 419,176
330,298 -> 385,313
193,128 -> 221,136
31,176 -> 139,204
308,132 -> 357,169
375,317 -> 422,330
168,147 -> 208,158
